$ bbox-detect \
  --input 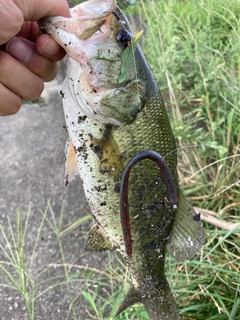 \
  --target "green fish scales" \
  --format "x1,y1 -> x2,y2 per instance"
111,80 -> 180,318
41,1 -> 205,319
